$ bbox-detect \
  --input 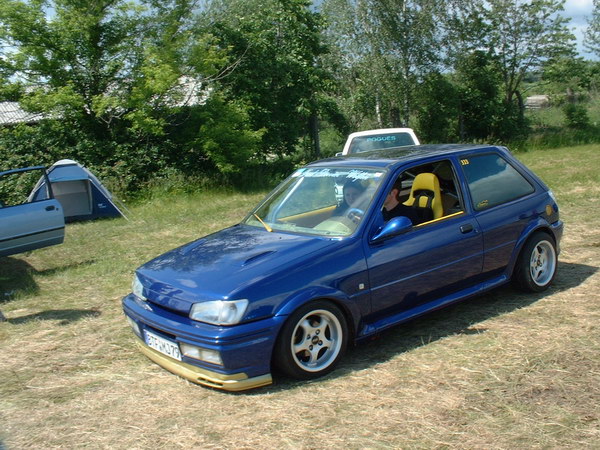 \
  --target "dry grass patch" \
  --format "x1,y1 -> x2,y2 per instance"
1,148 -> 599,448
